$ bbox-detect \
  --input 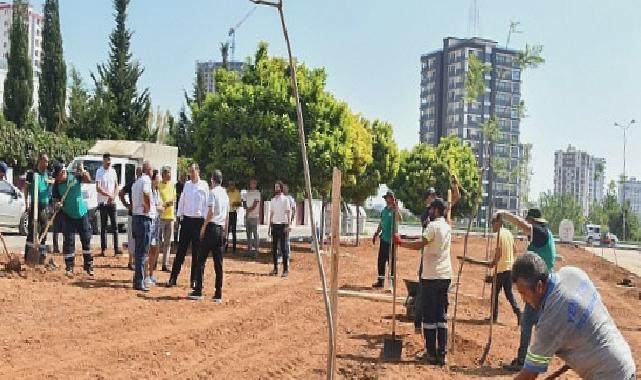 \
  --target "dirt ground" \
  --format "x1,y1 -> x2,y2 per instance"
0,236 -> 639,379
